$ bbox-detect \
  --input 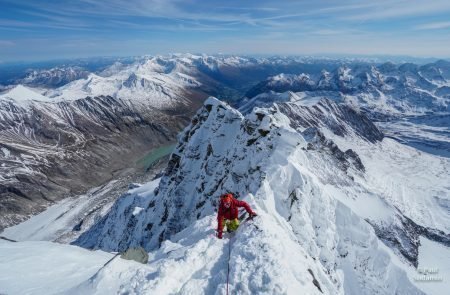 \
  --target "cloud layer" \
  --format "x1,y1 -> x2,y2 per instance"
1,0 -> 450,61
